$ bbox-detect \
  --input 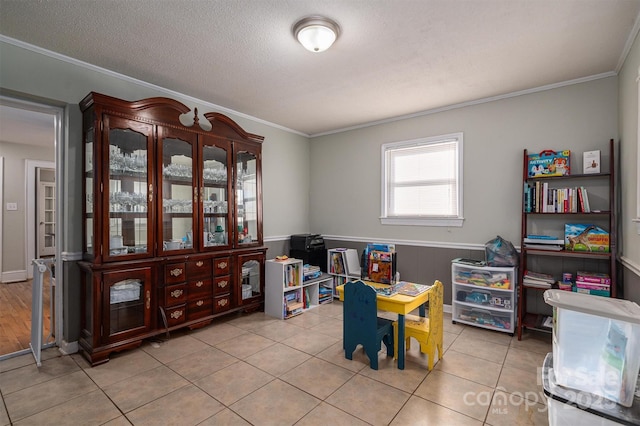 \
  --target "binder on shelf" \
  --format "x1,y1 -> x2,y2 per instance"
344,249 -> 361,278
